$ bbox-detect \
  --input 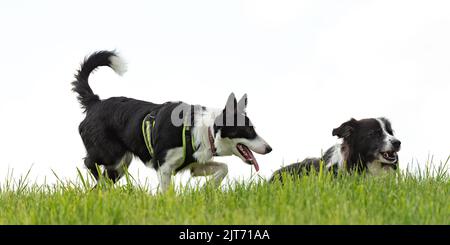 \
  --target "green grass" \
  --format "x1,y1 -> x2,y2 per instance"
0,160 -> 449,225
